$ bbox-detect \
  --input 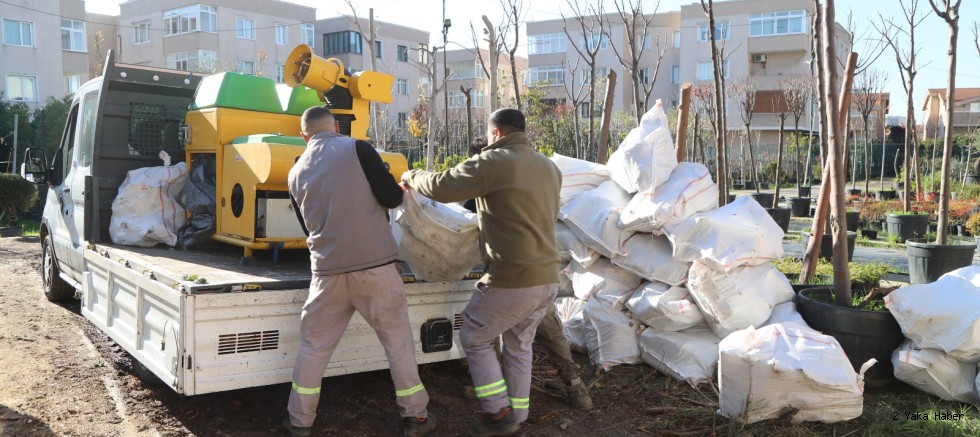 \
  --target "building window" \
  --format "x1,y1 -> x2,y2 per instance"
323,31 -> 362,56
527,66 -> 564,86
418,44 -> 428,63
971,102 -> 980,112
236,60 -> 255,75
395,78 -> 409,95
3,18 -> 34,47
374,40 -> 382,58
579,67 -> 608,84
418,77 -> 430,96
61,19 -> 86,52
750,10 -> 806,37
276,64 -> 285,83
580,102 -> 601,117
638,68 -> 650,86
697,21 -> 730,42
275,23 -> 287,45
584,33 -> 608,51
528,33 -> 567,54
133,21 -> 150,44
398,112 -> 407,128
696,60 -> 728,81
65,75 -> 81,94
448,61 -> 480,80
671,66 -> 679,84
397,45 -> 408,62
447,90 -> 484,108
236,17 -> 255,40
5,74 -> 37,101
164,5 -> 217,36
166,50 -> 217,72
673,31 -> 681,48
300,23 -> 314,47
